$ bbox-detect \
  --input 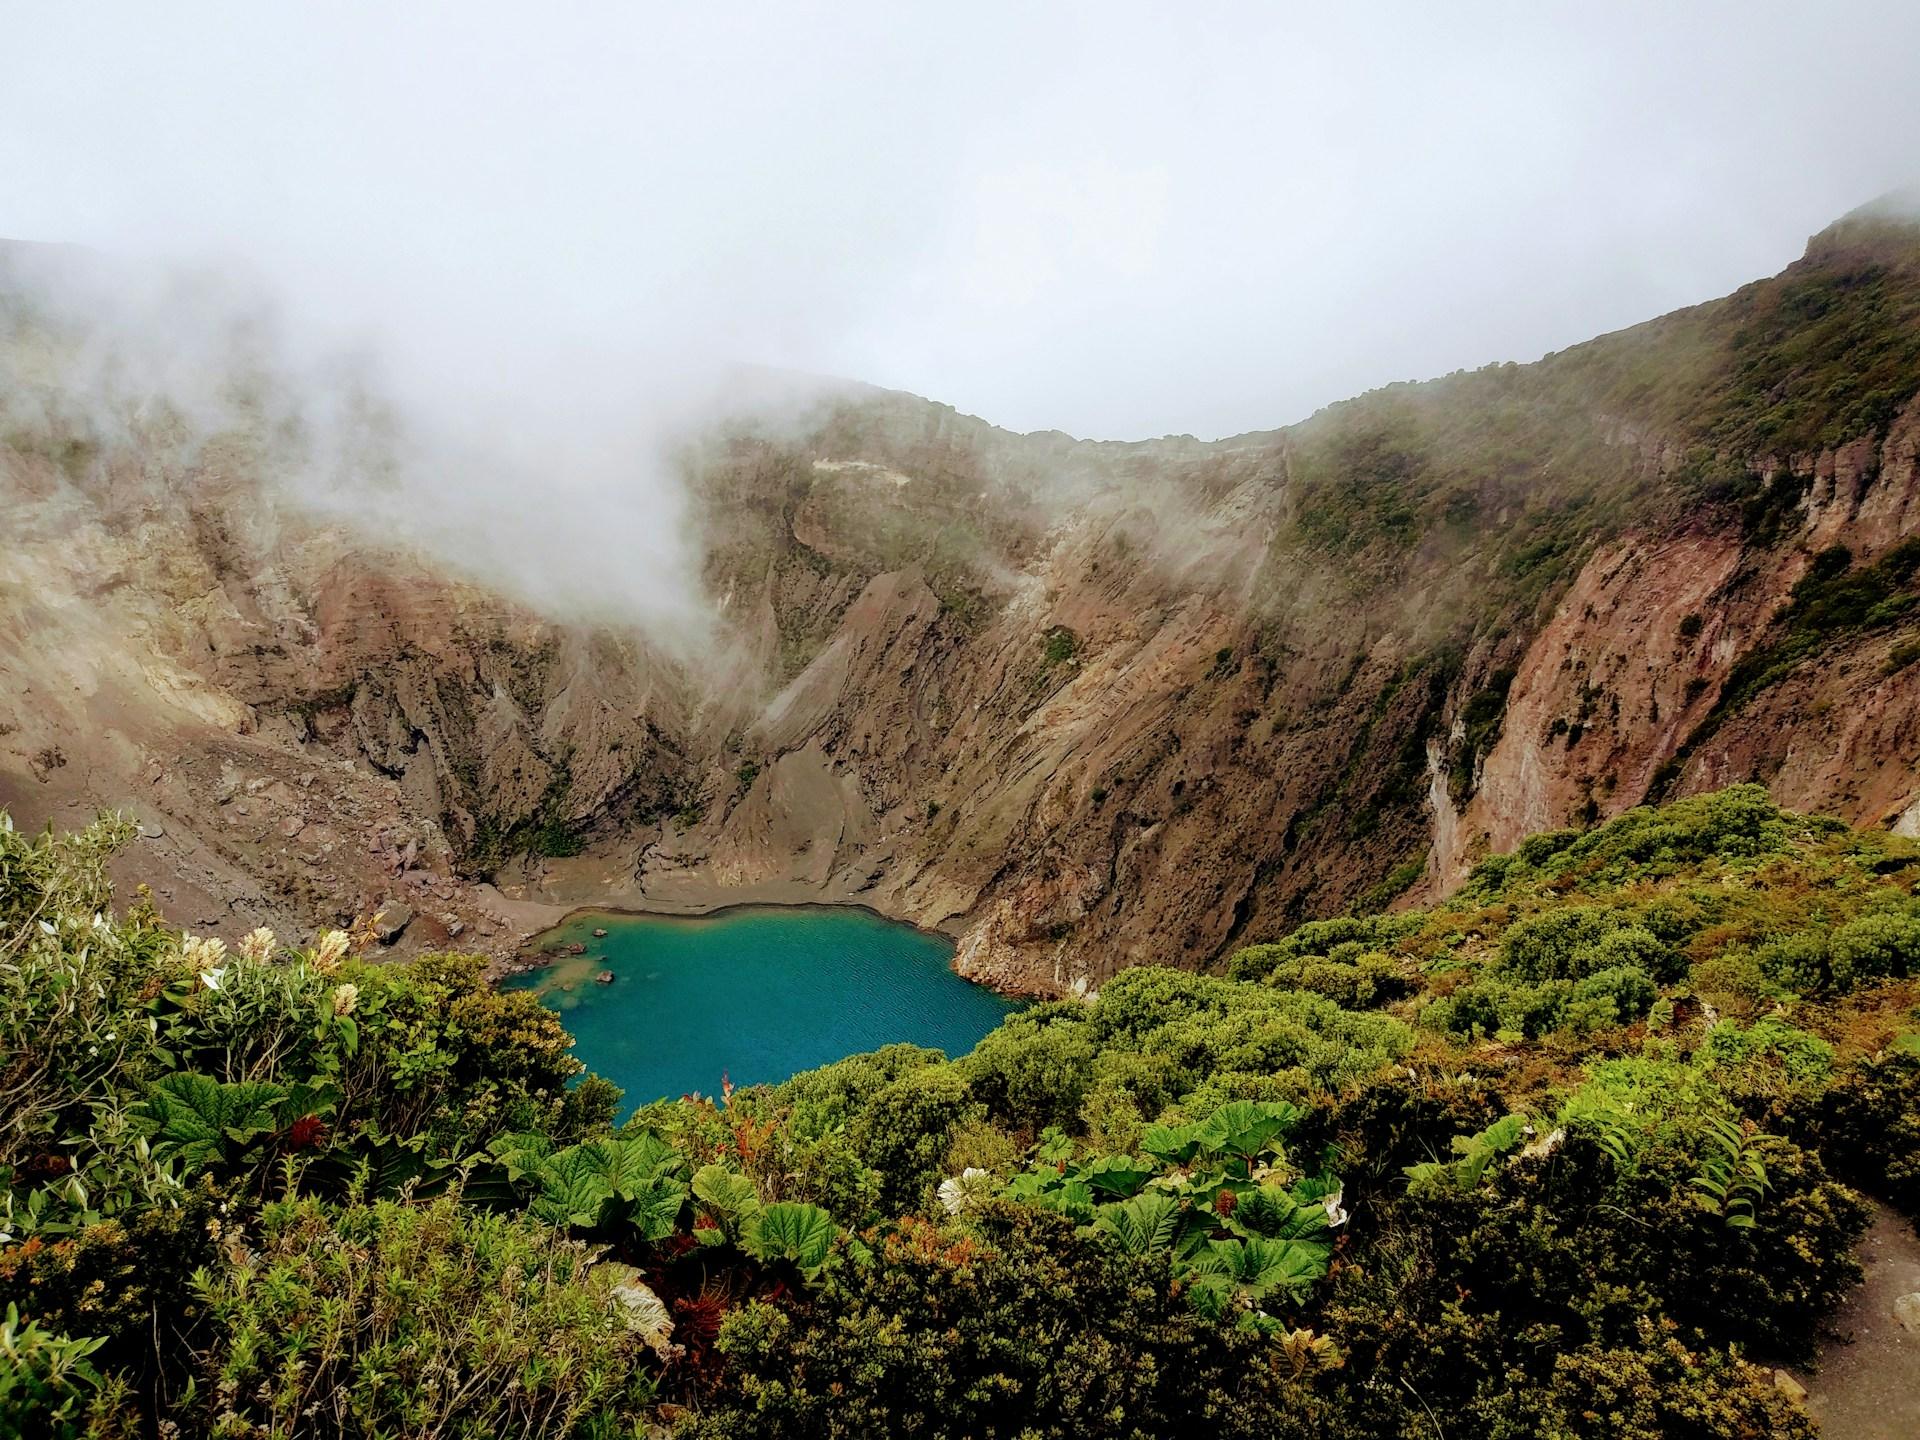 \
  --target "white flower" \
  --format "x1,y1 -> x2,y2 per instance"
937,1167 -> 994,1215
313,929 -> 351,973
239,927 -> 277,963
201,967 -> 227,992
180,934 -> 228,972
1521,1127 -> 1566,1161
1320,1184 -> 1348,1229
331,983 -> 359,1017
